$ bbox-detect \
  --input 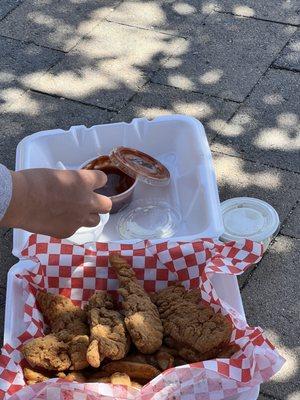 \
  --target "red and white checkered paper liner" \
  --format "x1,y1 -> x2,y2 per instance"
0,234 -> 284,400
